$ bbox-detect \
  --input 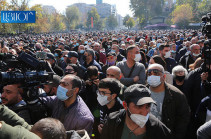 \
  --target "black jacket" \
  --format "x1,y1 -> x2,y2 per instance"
52,63 -> 64,77
101,109 -> 171,139
179,53 -> 200,70
161,83 -> 190,139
